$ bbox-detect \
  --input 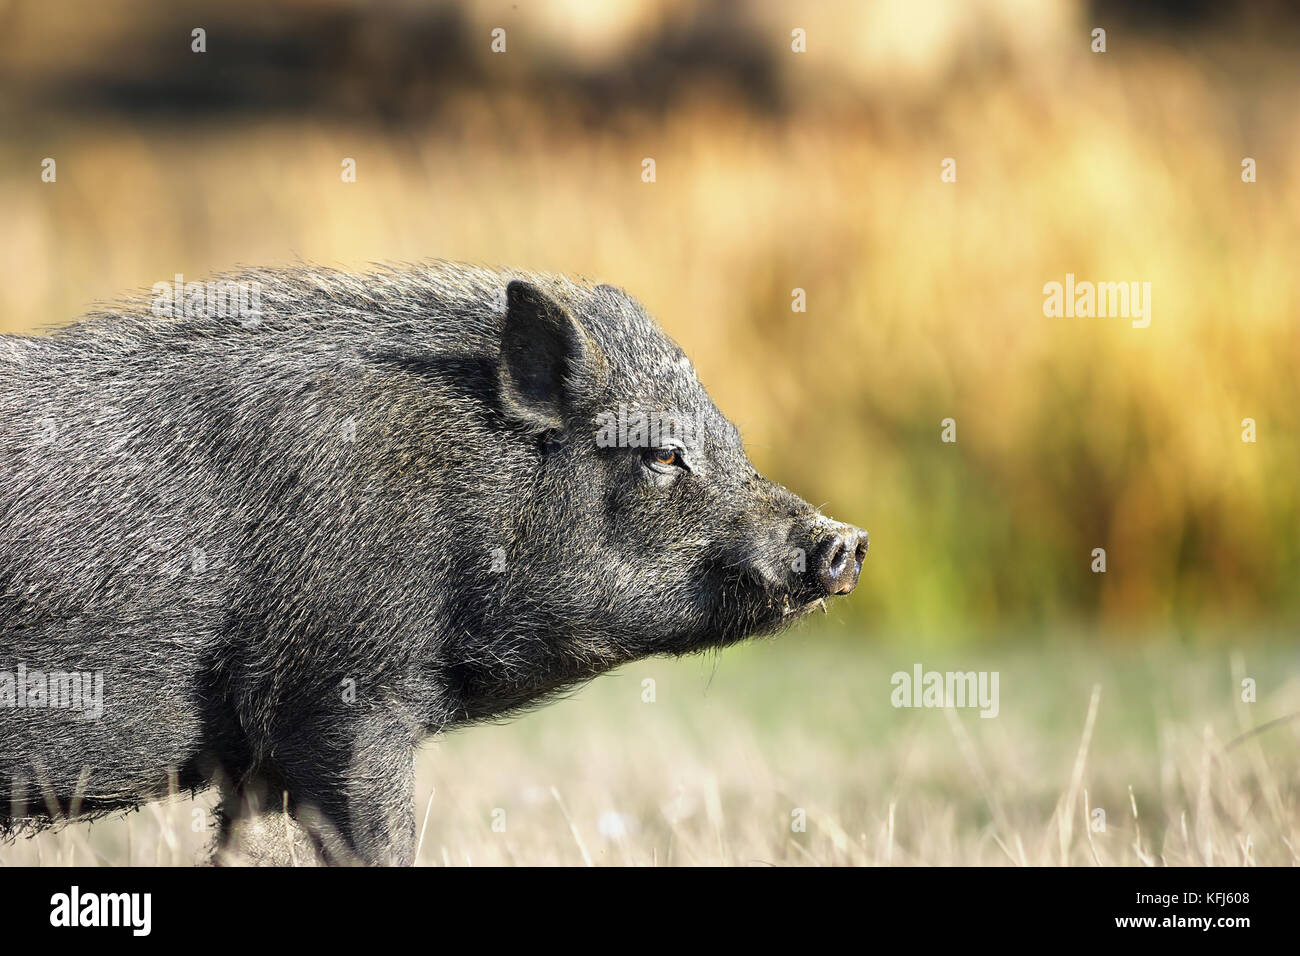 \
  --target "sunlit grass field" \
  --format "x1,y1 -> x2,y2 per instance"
5,630 -> 1298,866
